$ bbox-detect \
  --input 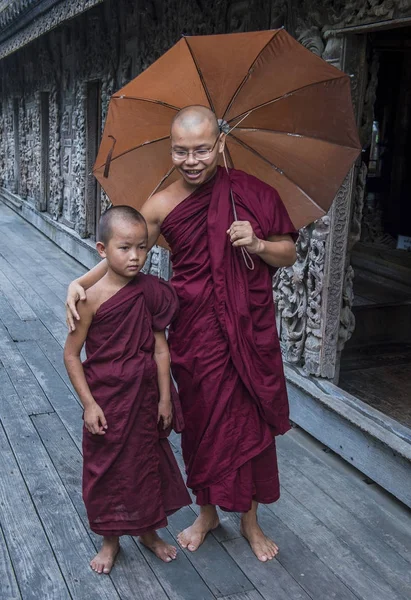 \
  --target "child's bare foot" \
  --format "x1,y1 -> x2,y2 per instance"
139,531 -> 177,563
177,505 -> 220,552
90,536 -> 120,574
